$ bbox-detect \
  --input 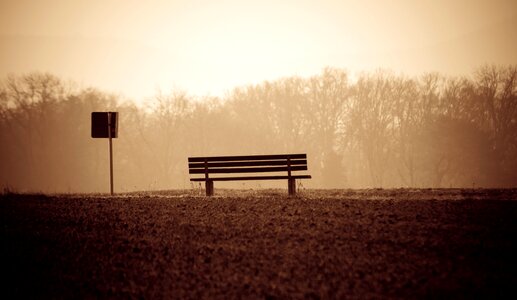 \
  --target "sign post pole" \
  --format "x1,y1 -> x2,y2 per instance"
108,112 -> 114,195
91,111 -> 118,195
